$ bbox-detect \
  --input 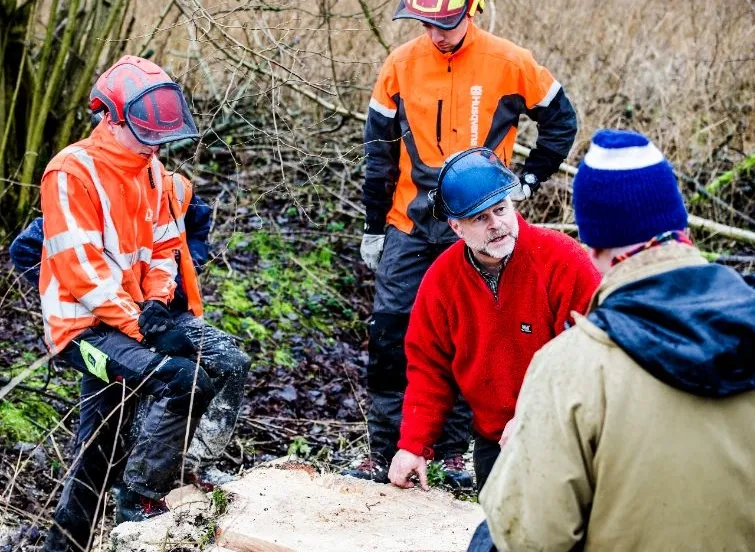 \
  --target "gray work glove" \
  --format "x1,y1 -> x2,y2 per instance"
508,172 -> 539,201
360,234 -> 385,271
